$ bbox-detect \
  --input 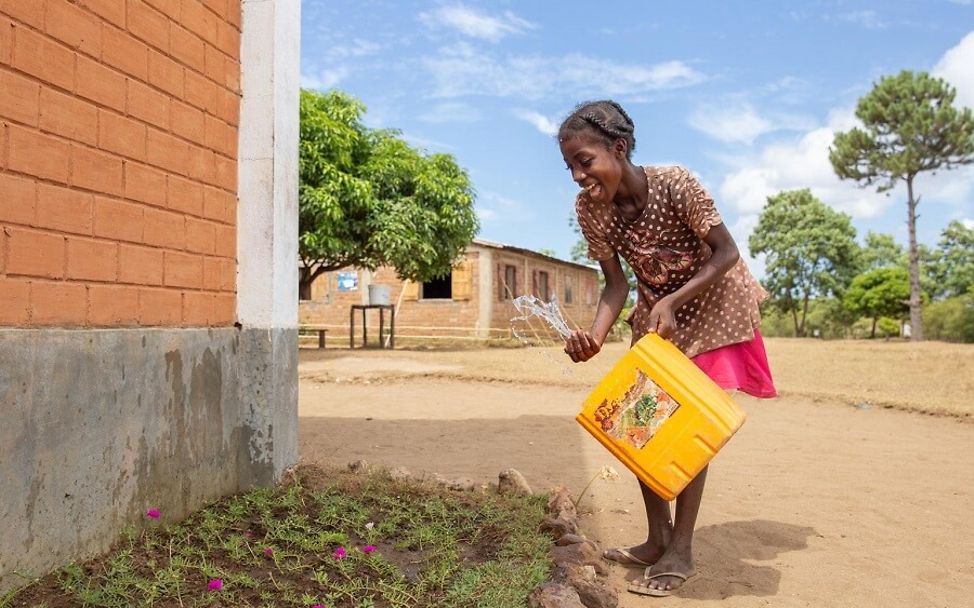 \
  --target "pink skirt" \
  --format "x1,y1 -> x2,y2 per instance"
691,330 -> 777,398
